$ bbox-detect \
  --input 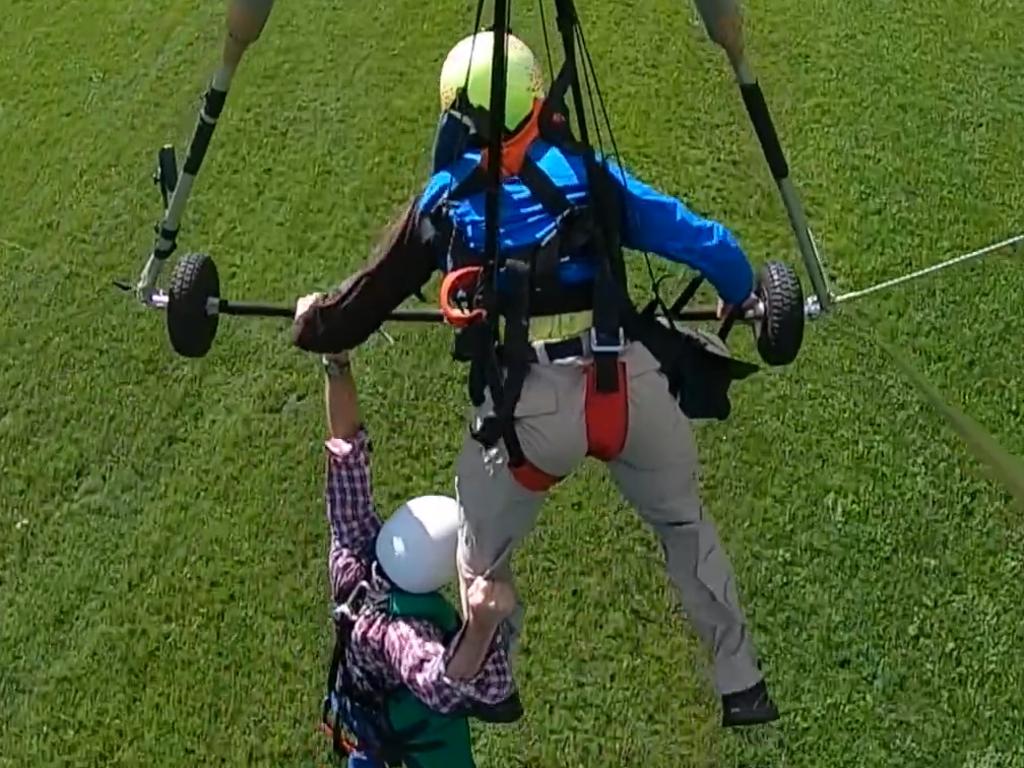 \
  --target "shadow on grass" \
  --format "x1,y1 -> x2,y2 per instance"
840,309 -> 1024,511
